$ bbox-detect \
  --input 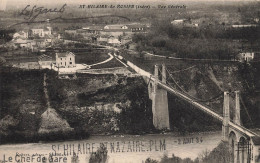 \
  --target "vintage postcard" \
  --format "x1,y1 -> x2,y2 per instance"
0,0 -> 259,162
